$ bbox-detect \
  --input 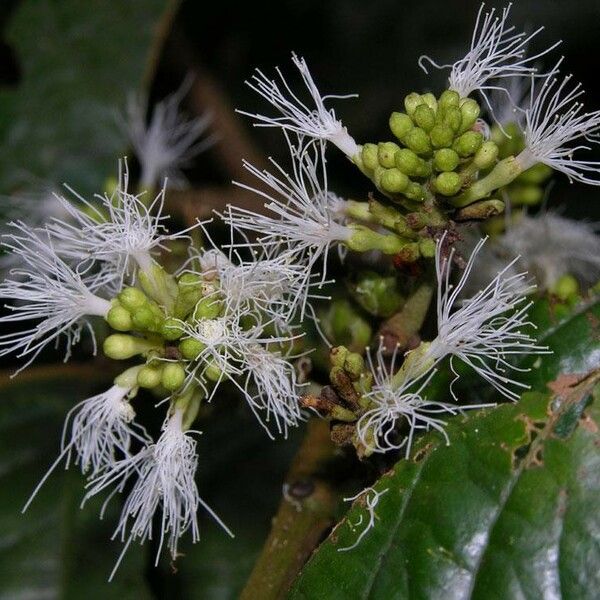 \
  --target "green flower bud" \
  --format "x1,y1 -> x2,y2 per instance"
389,112 -> 413,141
137,364 -> 164,389
458,98 -> 481,133
193,296 -> 223,320
430,124 -> 455,149
179,337 -> 206,360
138,263 -> 178,313
106,304 -> 132,332
453,131 -> 483,157
103,334 -> 159,360
435,172 -> 462,196
551,274 -> 579,301
346,226 -> 407,254
174,273 -> 204,320
455,199 -> 505,221
403,182 -> 427,202
361,143 -> 379,171
395,149 -> 431,177
330,346 -> 350,369
350,271 -> 405,317
413,104 -> 435,132
404,92 -> 422,117
420,93 -> 438,113
473,141 -> 499,169
323,301 -> 371,353
204,361 -> 223,382
403,127 -> 431,155
343,353 -> 365,380
378,142 -> 401,168
433,148 -> 460,172
161,317 -> 184,341
161,363 -> 186,391
438,90 -> 460,110
418,238 -> 436,258
118,287 -> 148,312
380,168 -> 409,193
440,106 -> 462,132
132,306 -> 162,332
